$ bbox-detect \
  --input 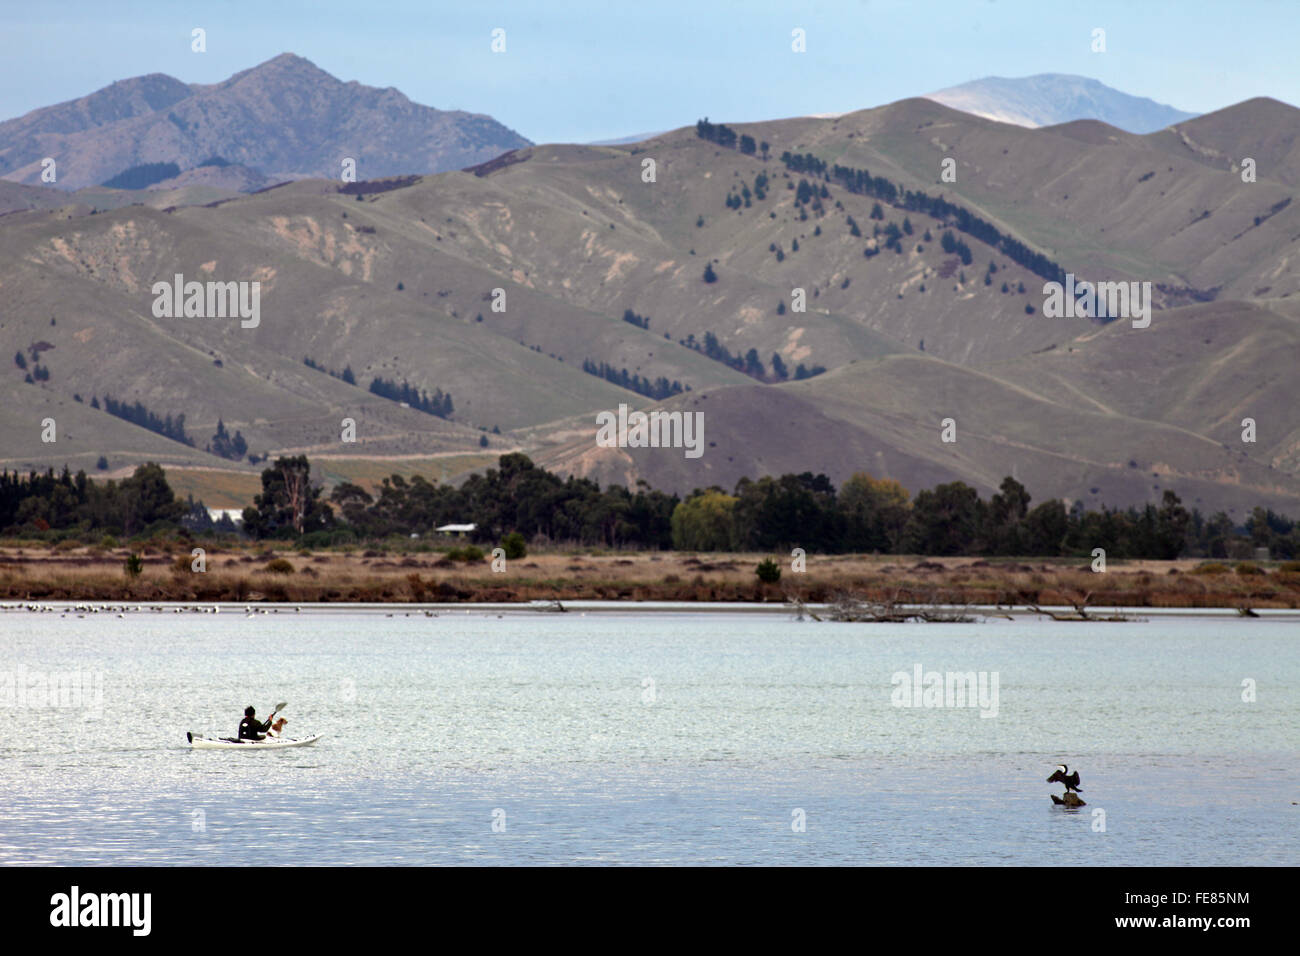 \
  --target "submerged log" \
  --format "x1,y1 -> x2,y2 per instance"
808,590 -> 975,623
1027,593 -> 1139,622
1051,792 -> 1087,807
